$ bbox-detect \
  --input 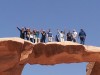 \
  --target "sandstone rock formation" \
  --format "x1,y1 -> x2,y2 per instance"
0,37 -> 100,75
